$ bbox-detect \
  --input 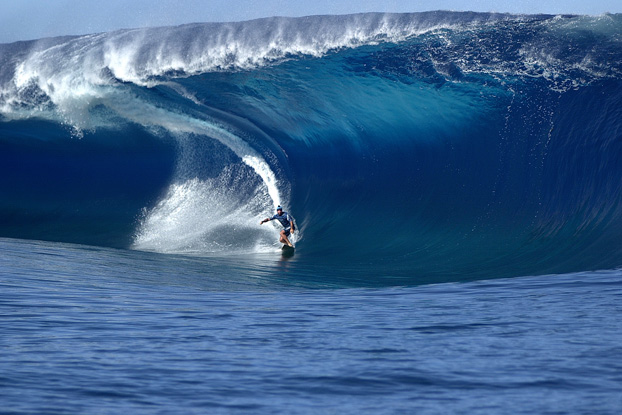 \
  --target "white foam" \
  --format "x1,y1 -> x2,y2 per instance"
2,13 -> 476,107
2,12 -> 616,121
132,173 -> 281,255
